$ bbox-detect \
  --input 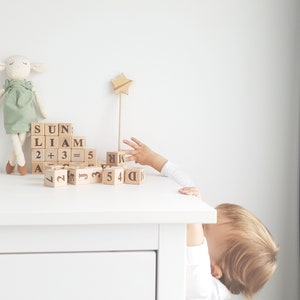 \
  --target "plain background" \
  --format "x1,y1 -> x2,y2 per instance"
0,1 -> 299,299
